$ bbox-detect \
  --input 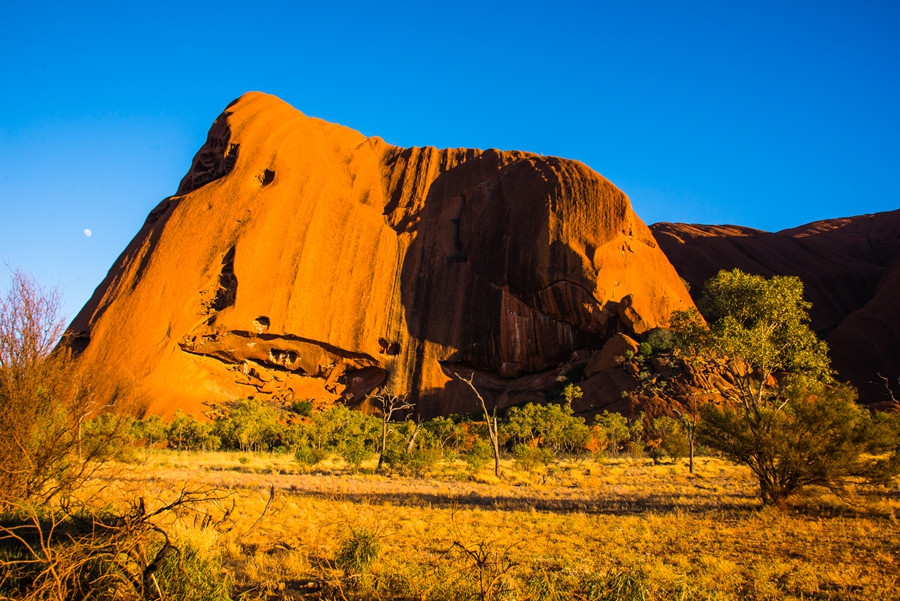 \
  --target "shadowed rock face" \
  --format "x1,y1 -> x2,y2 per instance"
66,92 -> 693,417
651,211 -> 900,405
